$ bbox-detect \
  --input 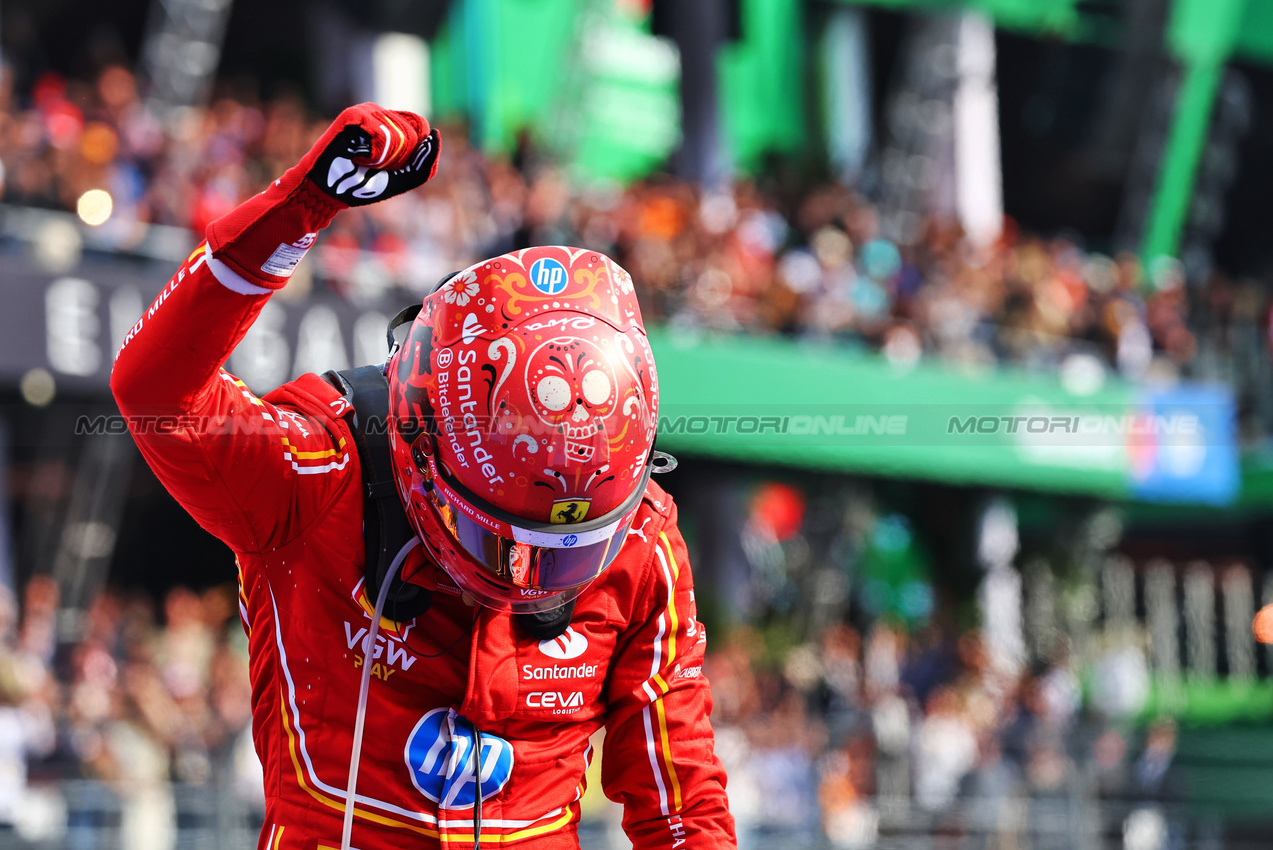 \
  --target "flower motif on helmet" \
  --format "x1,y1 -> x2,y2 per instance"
441,270 -> 480,306
612,263 -> 635,295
